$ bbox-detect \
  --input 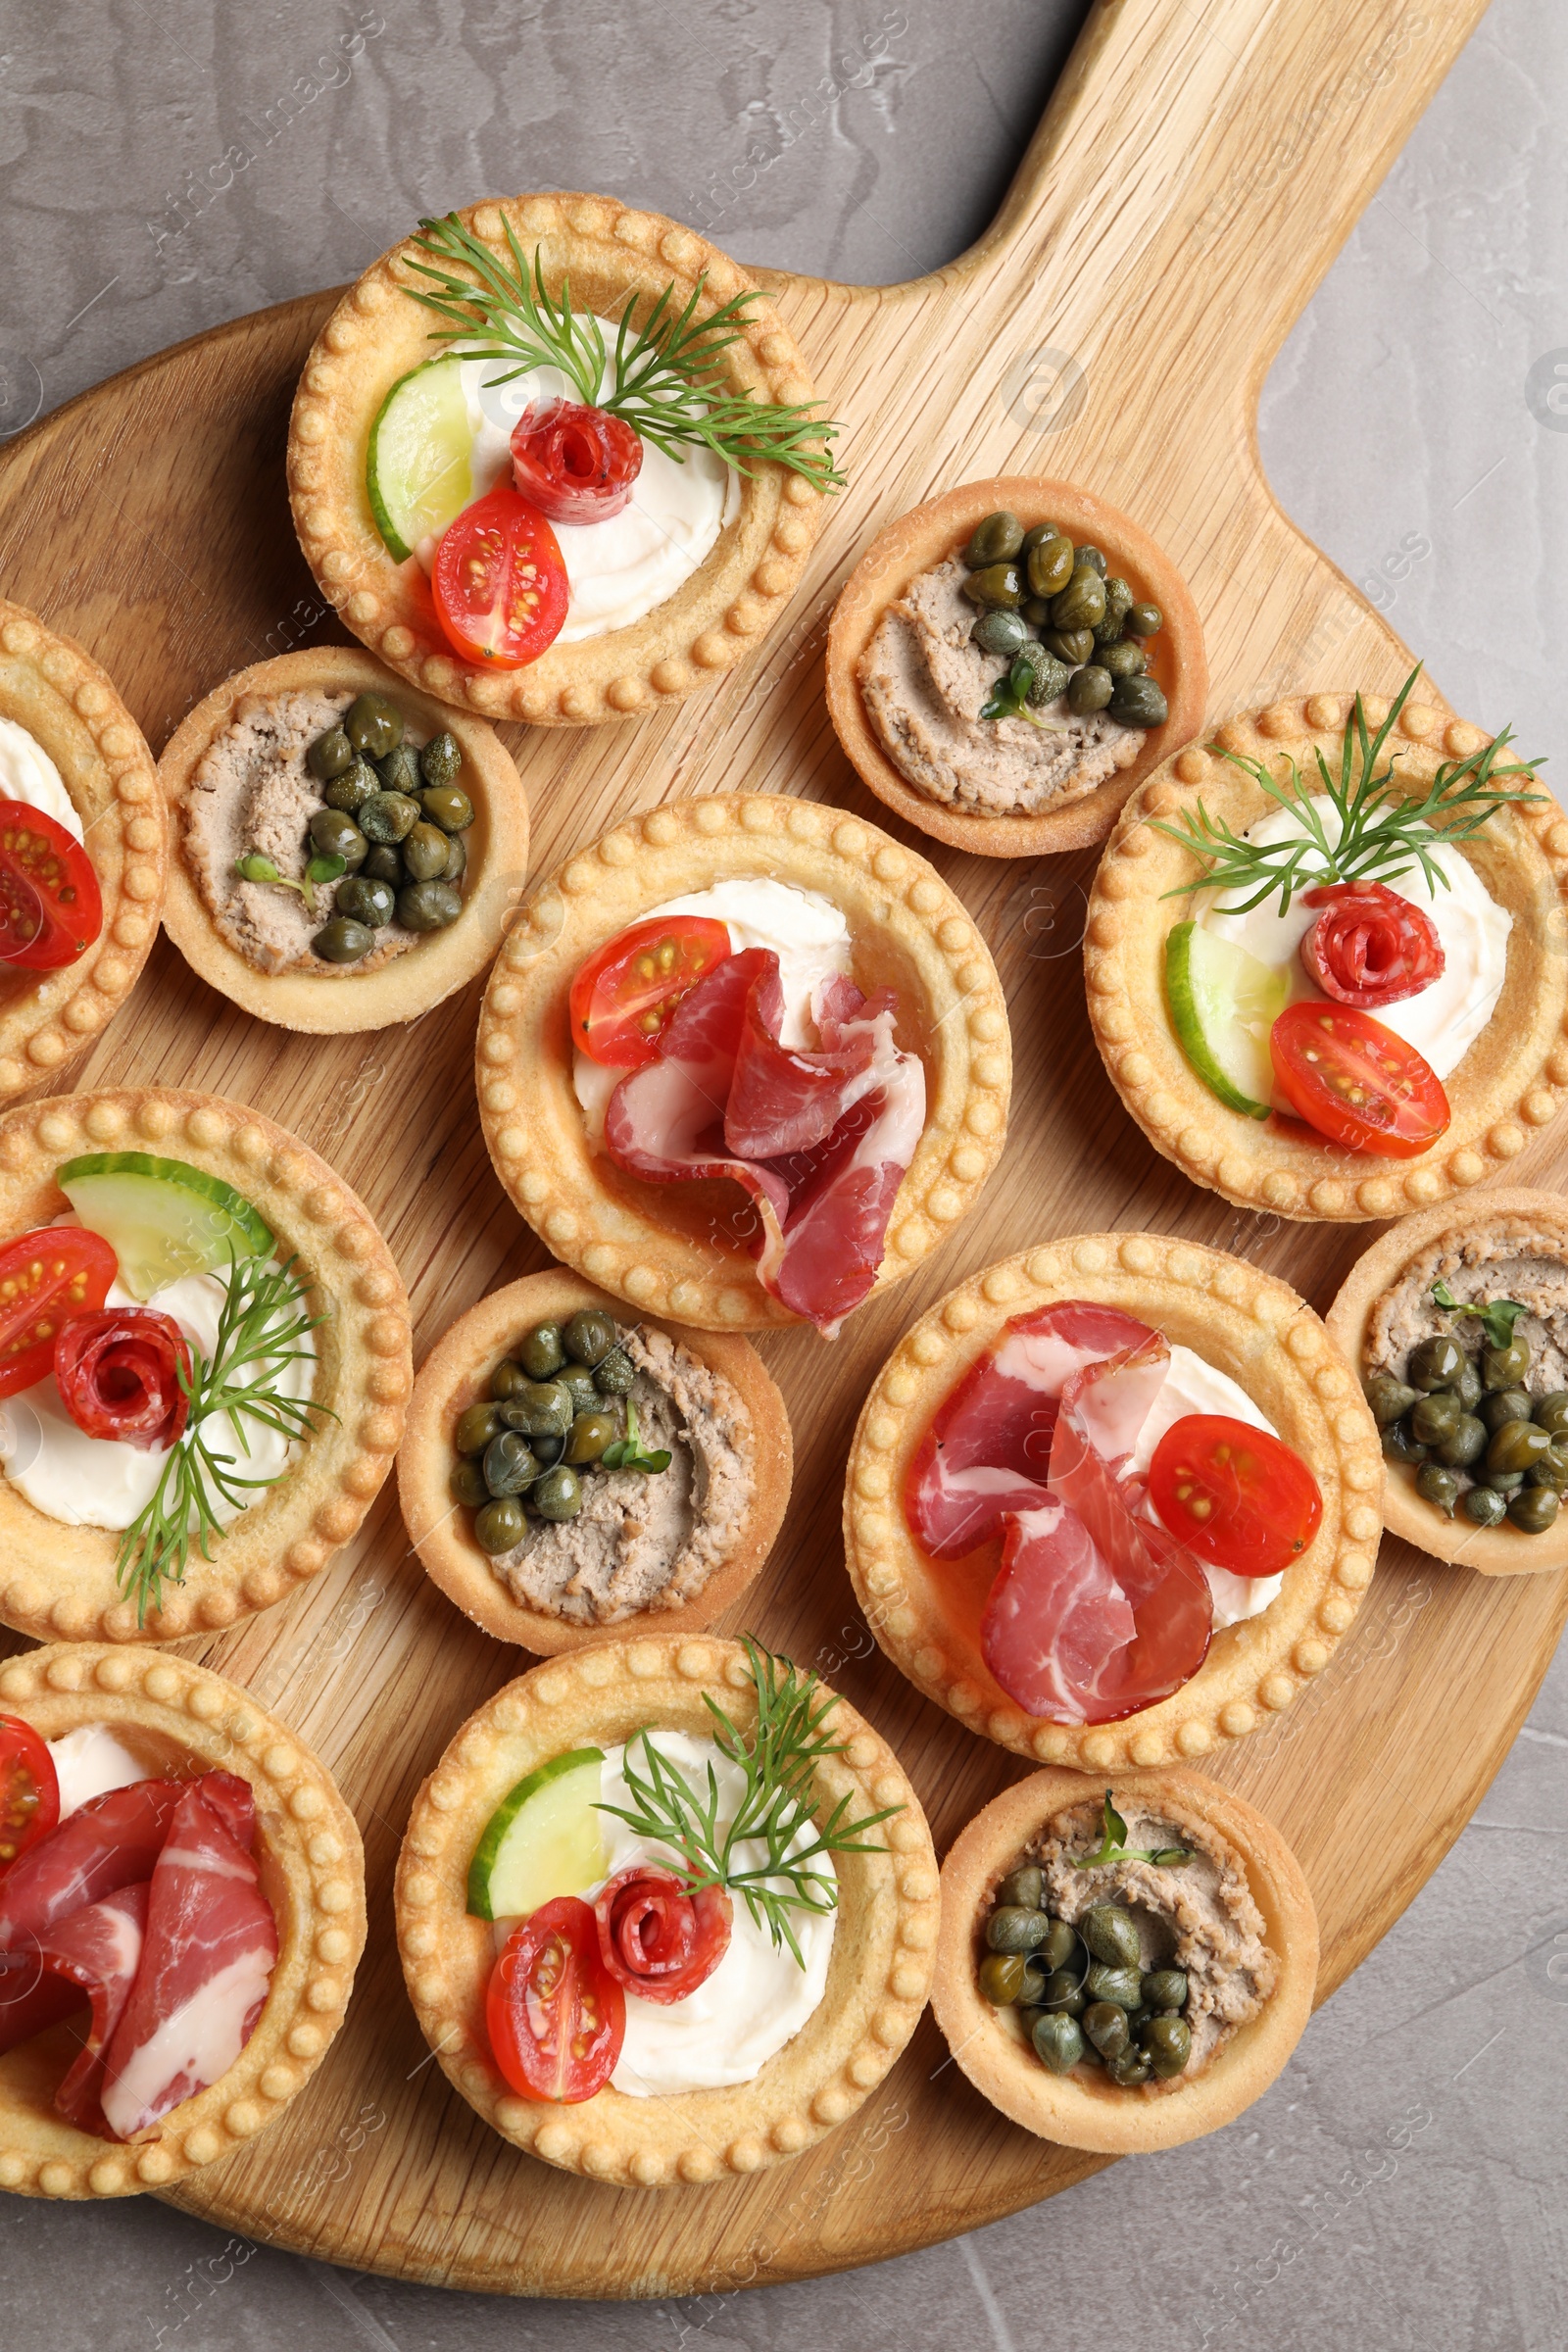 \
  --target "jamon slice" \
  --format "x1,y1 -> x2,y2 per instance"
605,949 -> 773,1186
982,1500 -> 1138,1720
724,965 -> 882,1158
0,1779 -> 182,1948
0,1964 -> 82,2055
39,1881 -> 149,2132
